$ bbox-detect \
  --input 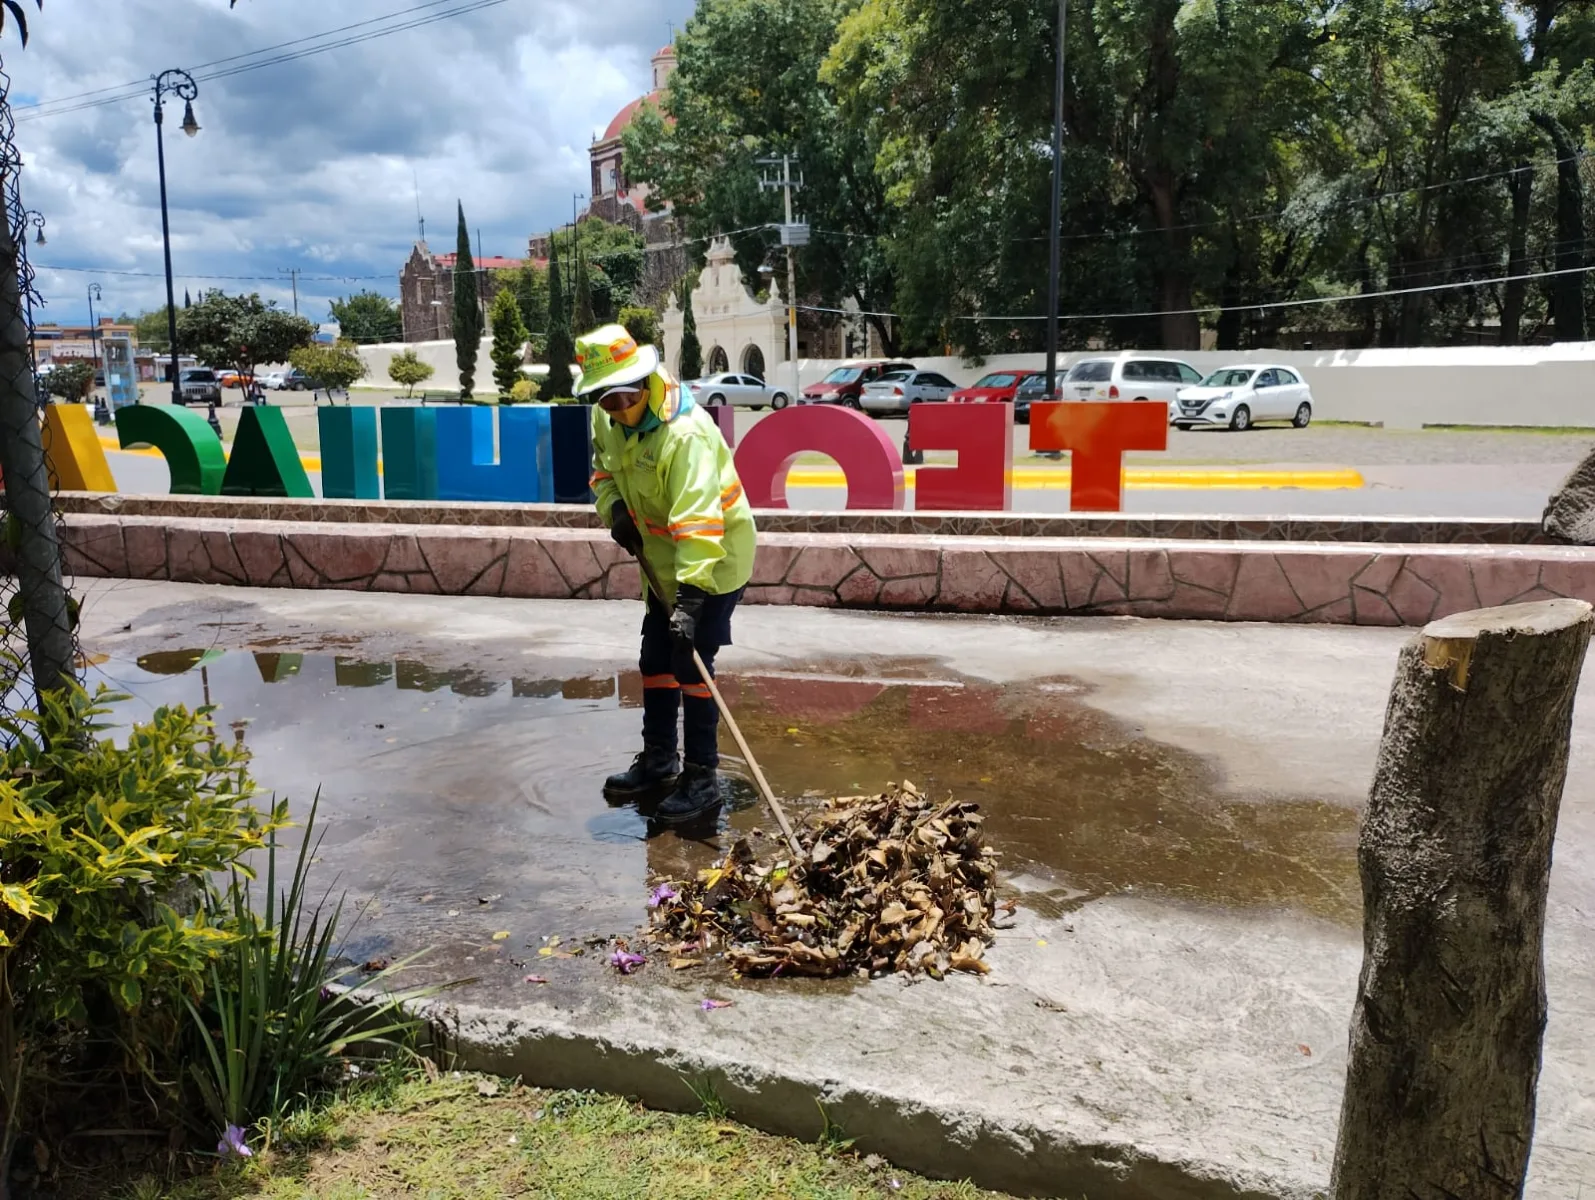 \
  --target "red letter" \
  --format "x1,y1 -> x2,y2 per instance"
910,401 -> 1012,510
734,405 -> 905,509
1029,402 -> 1168,511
